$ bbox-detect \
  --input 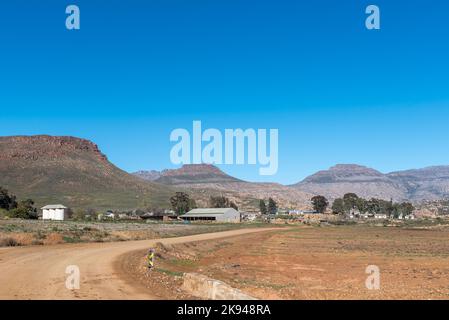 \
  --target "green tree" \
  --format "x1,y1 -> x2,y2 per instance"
311,195 -> 329,213
72,208 -> 87,220
170,192 -> 193,215
66,208 -> 74,219
343,193 -> 359,215
356,198 -> 368,215
332,198 -> 345,214
399,202 -> 414,216
10,199 -> 37,219
367,198 -> 394,217
259,199 -> 267,215
209,196 -> 238,210
267,198 -> 278,215
367,198 -> 381,214
0,187 -> 17,211
385,200 -> 395,217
